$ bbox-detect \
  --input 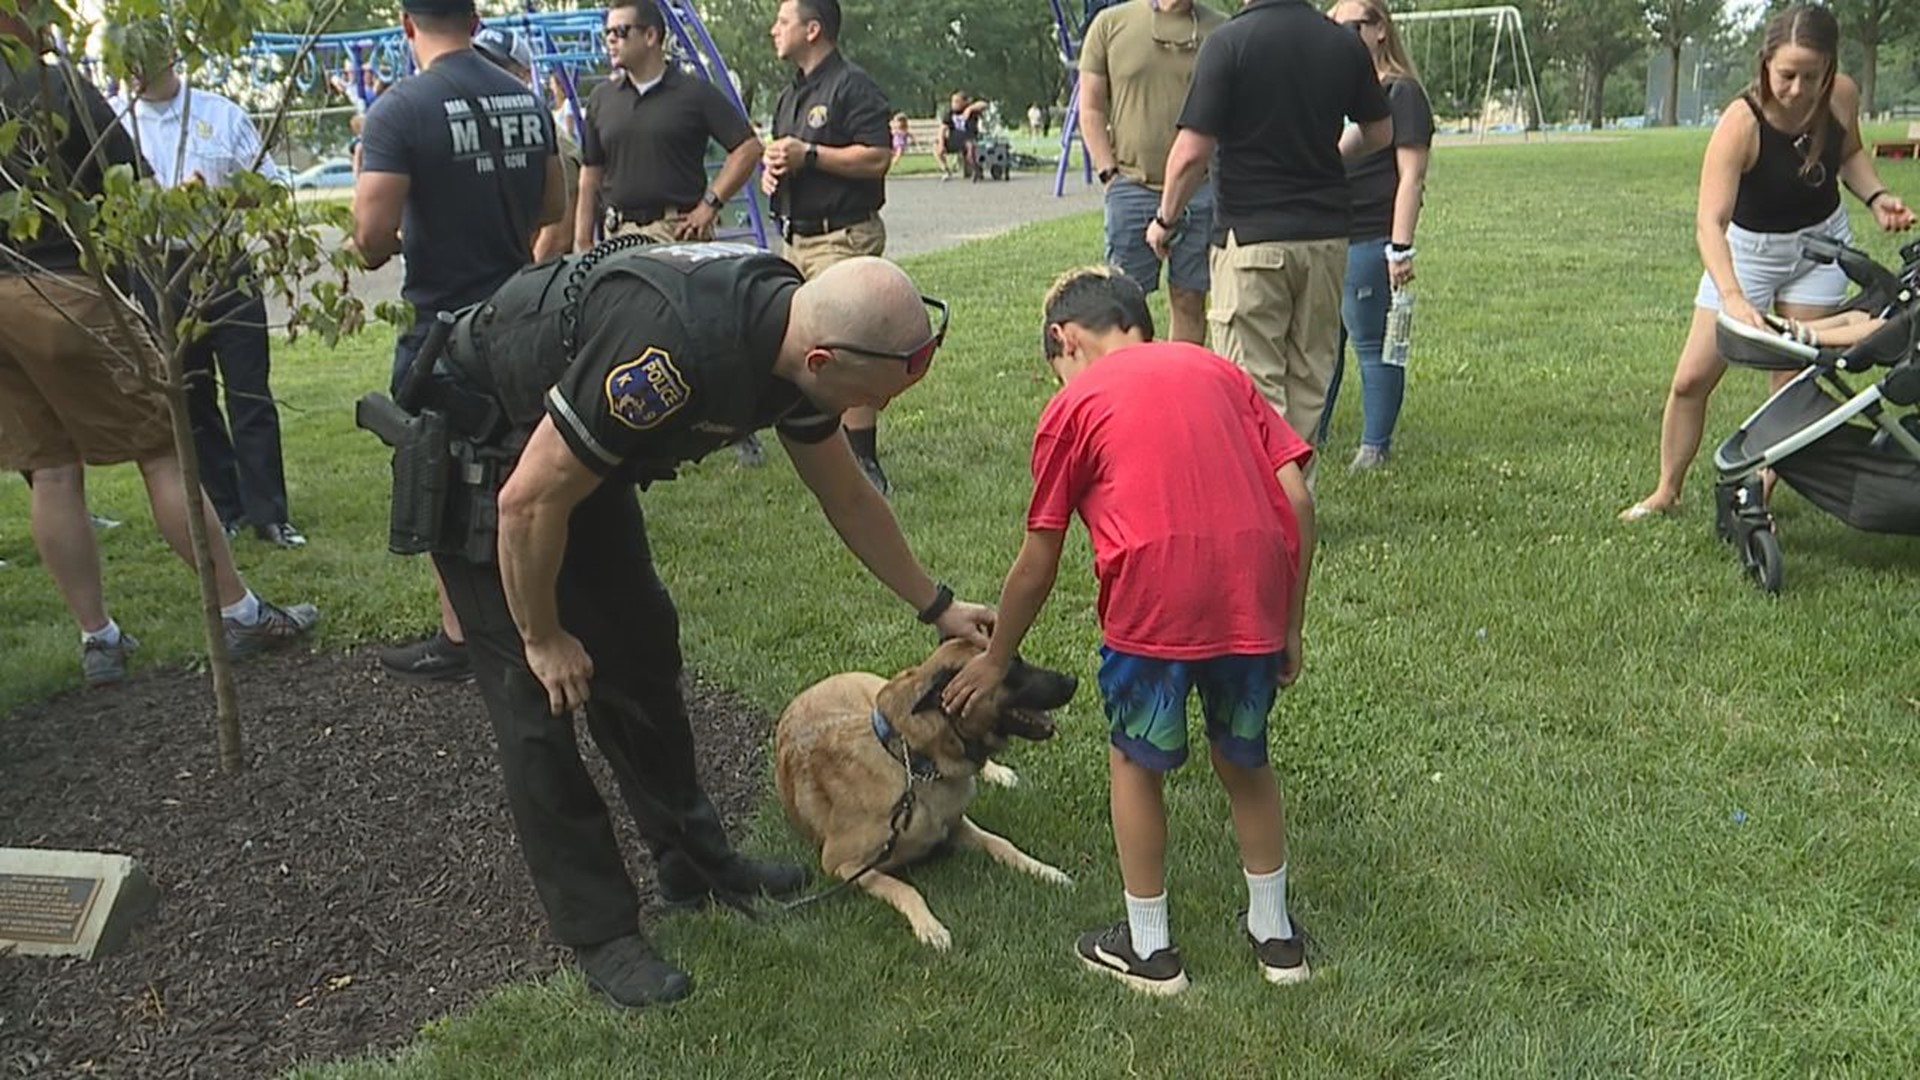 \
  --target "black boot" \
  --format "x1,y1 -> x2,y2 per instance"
574,932 -> 692,1008
655,848 -> 809,910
